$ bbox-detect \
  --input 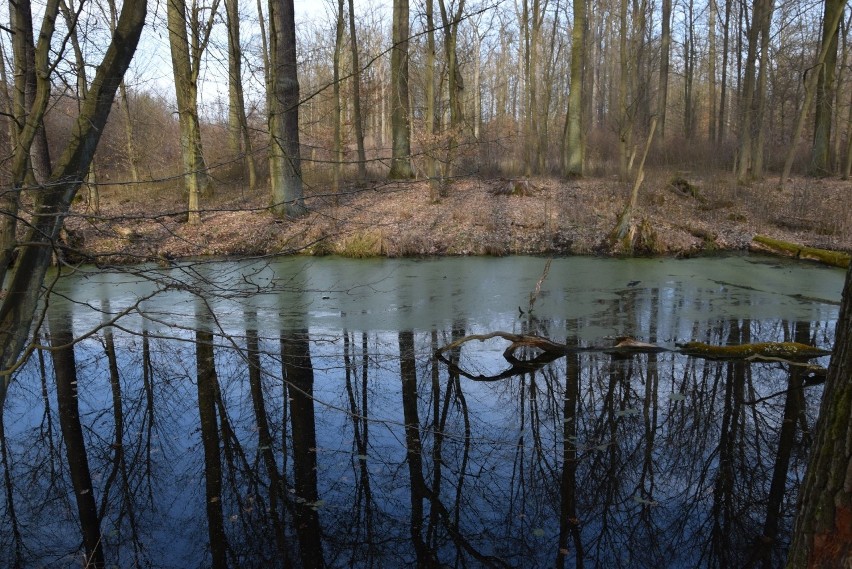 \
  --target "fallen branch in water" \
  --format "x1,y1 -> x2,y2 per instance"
434,332 -> 830,381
